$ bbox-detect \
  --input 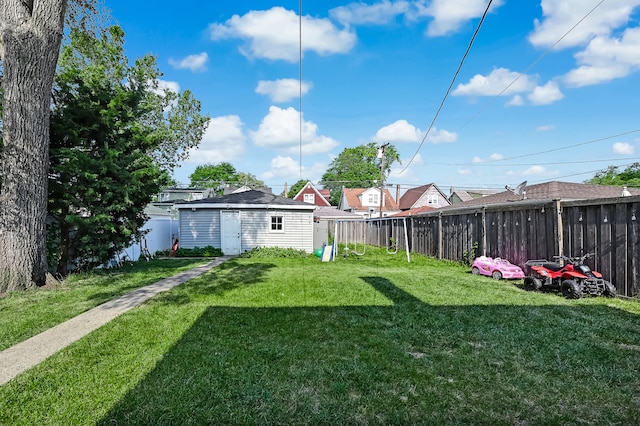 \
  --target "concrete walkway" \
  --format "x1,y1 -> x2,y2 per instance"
0,256 -> 234,386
